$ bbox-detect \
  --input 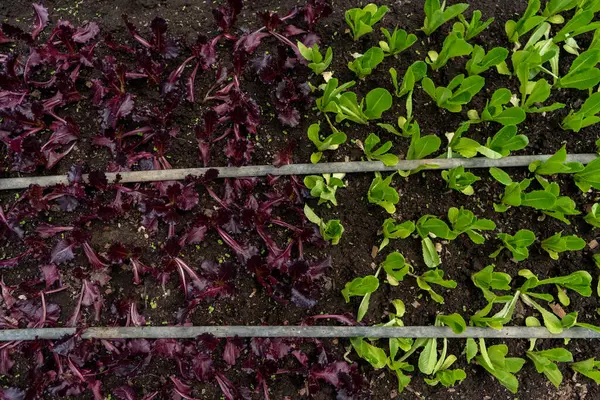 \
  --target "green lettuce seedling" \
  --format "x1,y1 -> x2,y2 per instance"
422,74 -> 484,112
542,0 -> 579,17
519,269 -> 592,332
416,269 -> 457,303
362,133 -> 399,166
304,205 -> 344,245
416,215 -> 457,268
536,176 -> 580,224
379,27 -> 417,56
562,92 -> 600,132
422,0 -> 469,36
297,41 -> 333,75
584,203 -> 600,228
489,169 -> 579,223
457,10 -> 494,40
471,264 -> 513,304
574,157 -> 600,192
541,232 -> 585,260
380,71 -> 424,139
552,10 -> 600,47
379,219 -> 415,250
389,61 -> 428,98
524,317 -> 573,388
489,229 -> 536,261
465,45 -> 509,76
381,251 -> 413,284
511,48 -> 564,112
348,47 -> 385,79
345,4 -> 389,41
350,301 -> 415,392
471,267 -> 518,330
316,78 -> 356,113
528,145 -> 584,175
485,125 -> 528,156
572,358 -> 600,385
475,88 -> 526,126
556,49 -> 600,90
447,206 -> 496,243
396,315 -> 465,390
450,124 -> 527,159
527,348 -> 573,388
505,0 -> 545,45
442,166 -> 480,195
421,315 -> 467,387
519,78 -> 565,113
332,87 -> 393,124
476,343 -> 525,393
350,337 -> 387,368
342,271 -> 380,322
368,173 -> 399,214
425,32 -> 473,71
307,122 -> 347,163
304,173 -> 345,206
